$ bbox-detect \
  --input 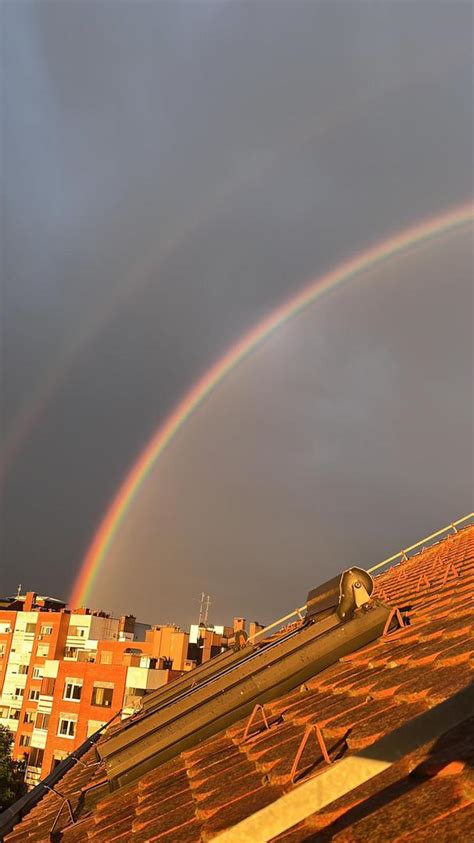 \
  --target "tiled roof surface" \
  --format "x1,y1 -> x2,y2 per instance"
5,524 -> 473,842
